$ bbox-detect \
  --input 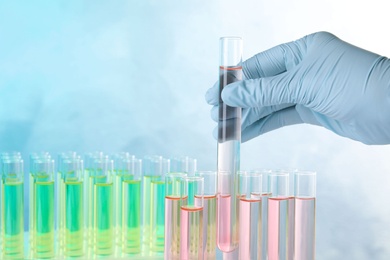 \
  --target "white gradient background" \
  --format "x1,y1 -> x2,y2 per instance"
1,1 -> 390,259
